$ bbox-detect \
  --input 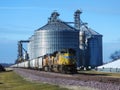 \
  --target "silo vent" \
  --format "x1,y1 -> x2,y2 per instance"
49,11 -> 60,23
